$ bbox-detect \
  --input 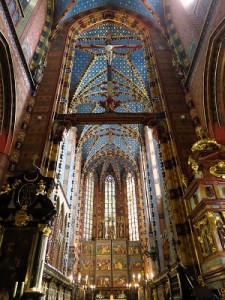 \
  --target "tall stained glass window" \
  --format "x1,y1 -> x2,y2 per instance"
105,175 -> 116,239
83,172 -> 94,240
127,172 -> 139,241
